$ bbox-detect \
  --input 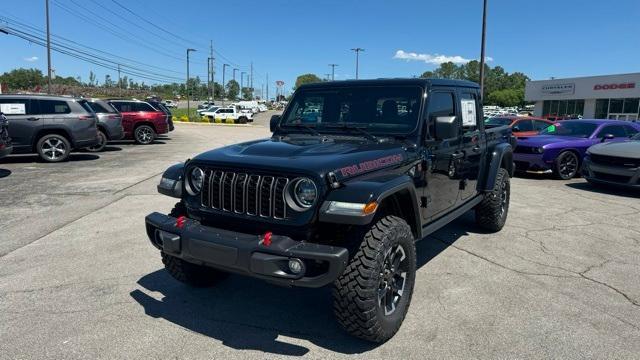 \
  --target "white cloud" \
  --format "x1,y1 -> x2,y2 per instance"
393,50 -> 493,65
24,56 -> 38,62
